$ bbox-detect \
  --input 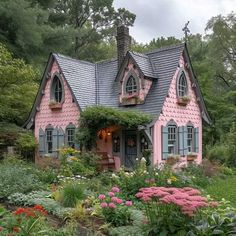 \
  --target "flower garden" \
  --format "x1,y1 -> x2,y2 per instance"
1,149 -> 236,235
